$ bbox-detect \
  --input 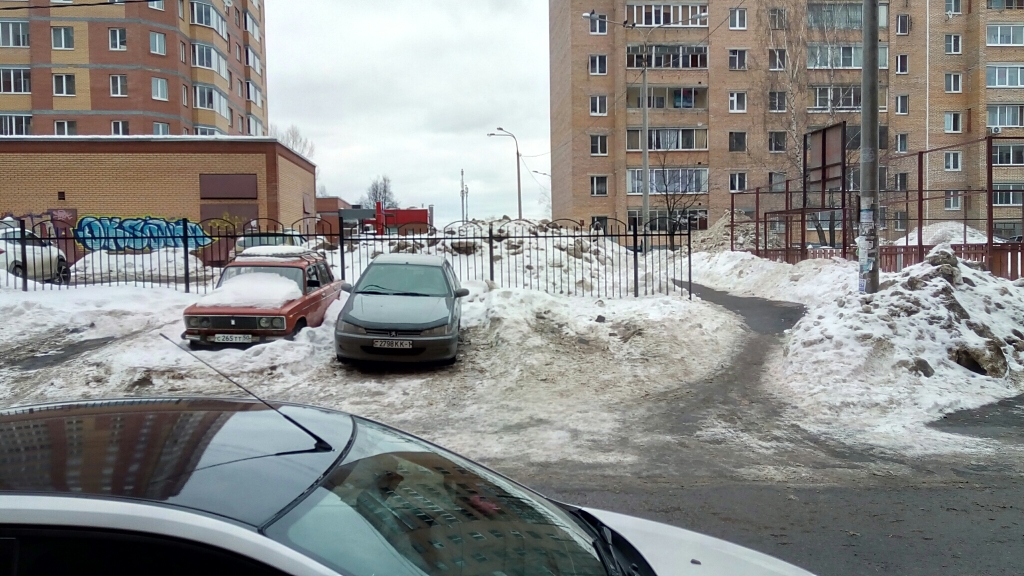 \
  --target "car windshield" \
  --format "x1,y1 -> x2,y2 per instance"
237,233 -> 303,249
266,418 -> 605,576
217,266 -> 304,291
355,264 -> 450,296
0,230 -> 48,247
